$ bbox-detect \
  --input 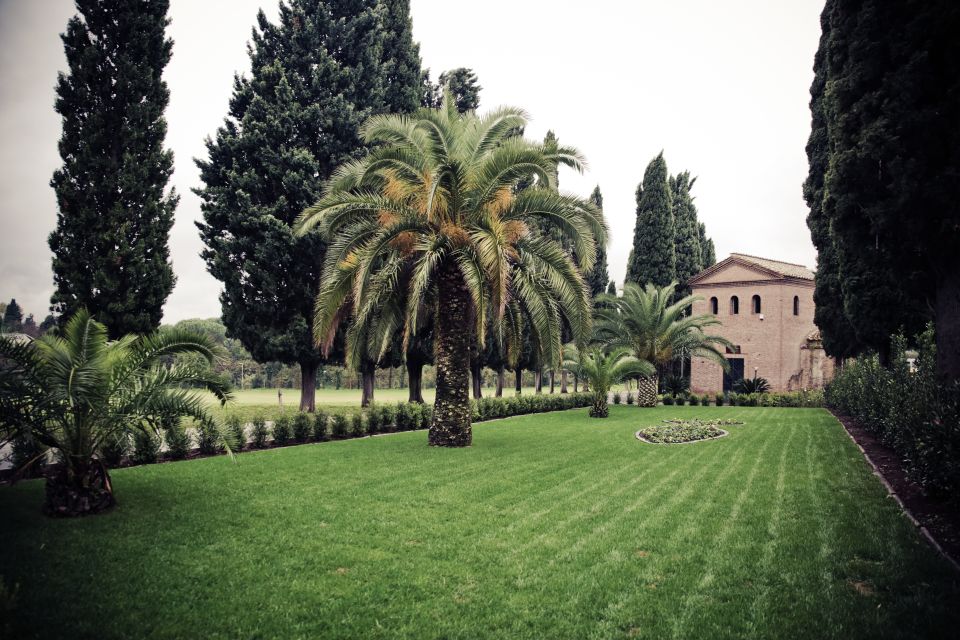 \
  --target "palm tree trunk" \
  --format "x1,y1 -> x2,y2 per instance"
299,362 -> 317,412
407,357 -> 425,403
589,392 -> 609,418
561,369 -> 569,394
637,373 -> 658,407
495,367 -> 504,397
430,262 -> 472,447
549,370 -> 555,394
44,456 -> 115,517
471,358 -> 483,399
535,371 -> 542,394
361,360 -> 375,408
515,368 -> 522,396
